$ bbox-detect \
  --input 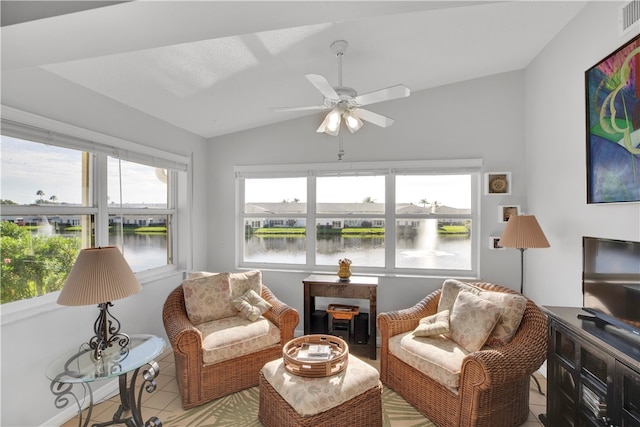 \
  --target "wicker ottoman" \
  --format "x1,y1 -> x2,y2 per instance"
259,354 -> 382,427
